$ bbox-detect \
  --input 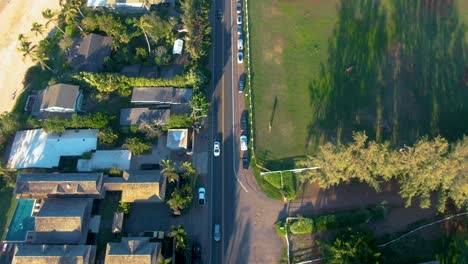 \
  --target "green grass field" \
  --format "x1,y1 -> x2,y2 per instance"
250,0 -> 468,167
